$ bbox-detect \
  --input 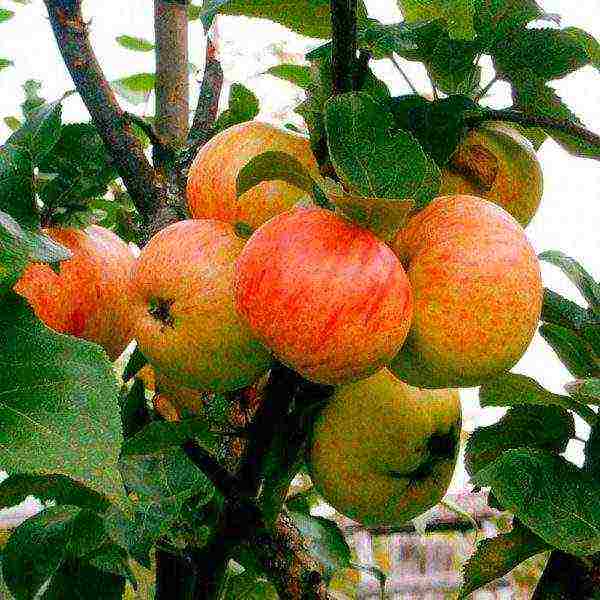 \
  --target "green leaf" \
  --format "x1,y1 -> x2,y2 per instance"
2,505 -> 111,599
493,28 -> 591,82
565,378 -> 600,405
472,448 -> 600,556
111,73 -> 155,105
356,19 -> 419,60
286,486 -> 322,515
188,3 -> 203,20
459,520 -> 550,598
0,9 -> 14,23
0,474 -> 110,514
398,0 -> 475,40
0,145 -> 37,228
121,417 -> 219,456
38,123 -> 118,209
473,0 -> 547,45
465,404 -> 574,477
0,210 -> 71,294
512,72 -> 600,160
0,58 -> 13,71
116,35 -> 154,52
539,250 -> 600,311
479,372 -> 597,425
267,64 -> 312,89
123,345 -> 149,383
7,101 -> 62,164
206,0 -> 368,39
427,38 -> 481,94
325,91 -> 440,205
0,294 -> 126,503
541,288 -> 593,331
20,80 -> 46,120
563,27 -> 600,72
214,84 -> 259,134
221,570 -> 279,600
236,150 -> 317,199
86,544 -> 136,588
288,511 -> 351,580
3,116 -> 21,131
119,379 -> 151,440
539,323 -> 600,379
